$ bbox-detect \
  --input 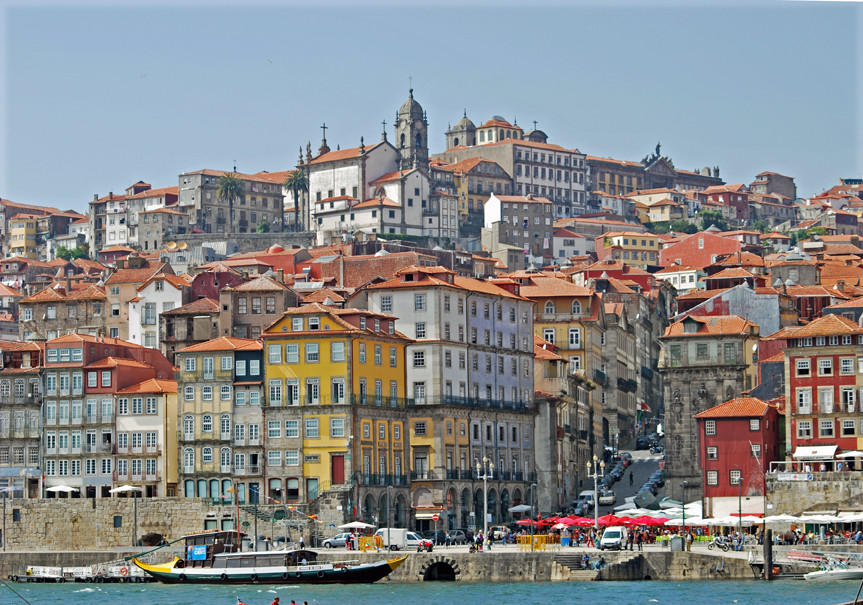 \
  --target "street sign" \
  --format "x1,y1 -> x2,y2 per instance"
432,514 -> 439,521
